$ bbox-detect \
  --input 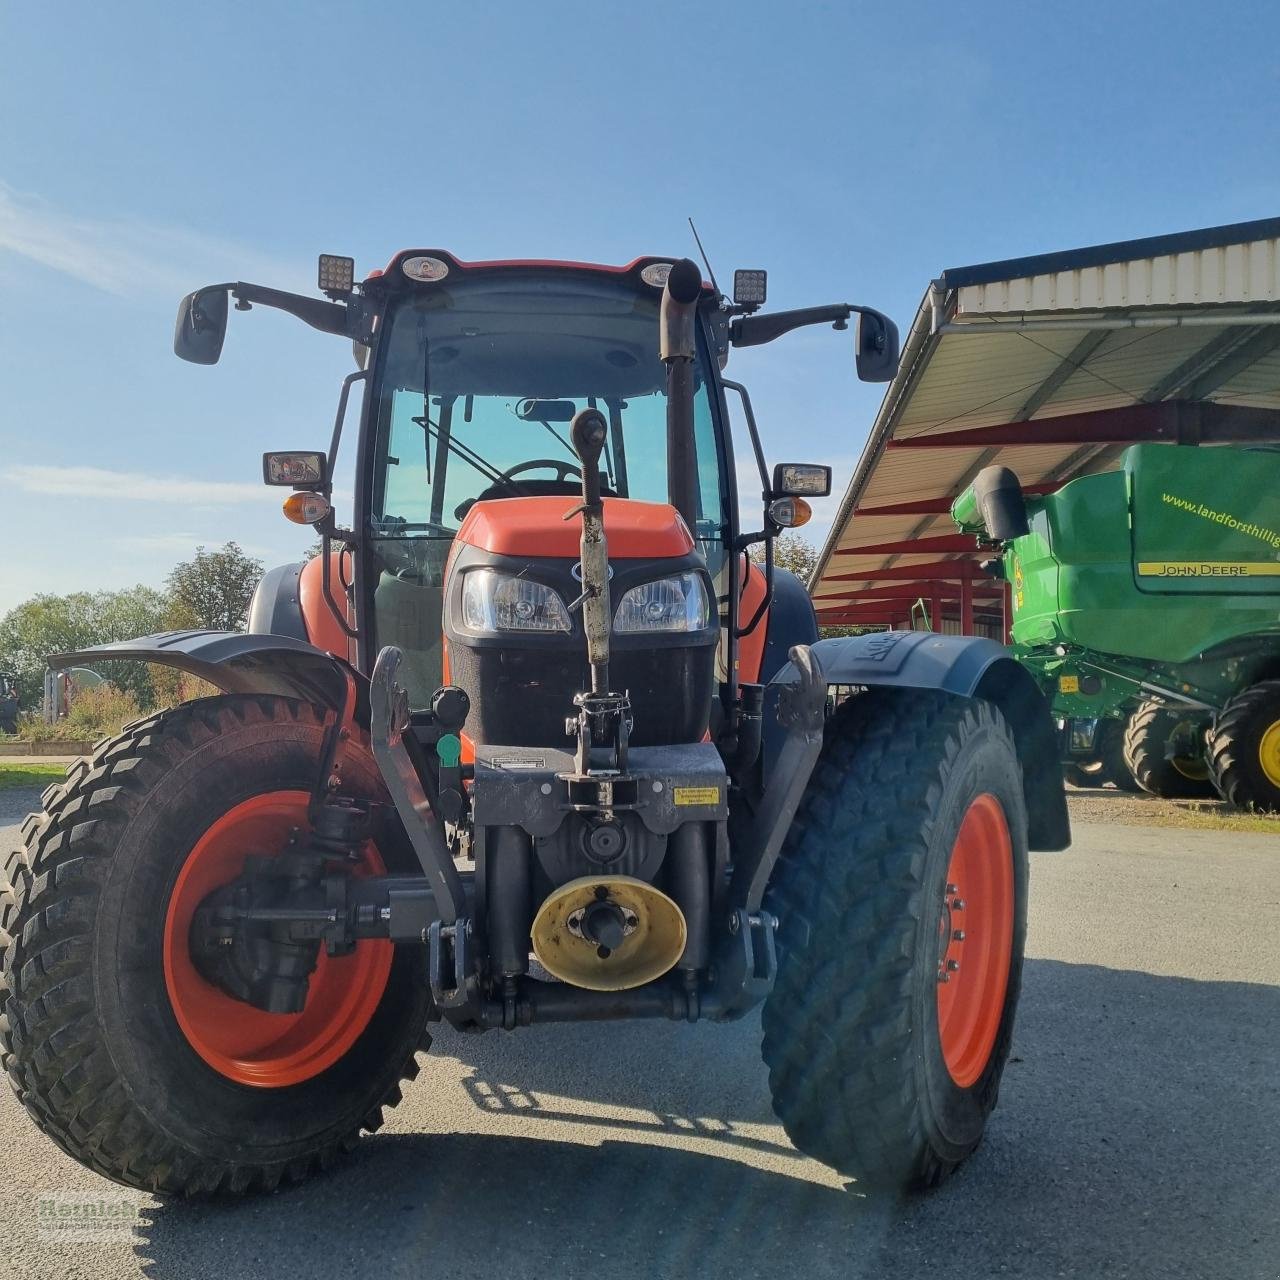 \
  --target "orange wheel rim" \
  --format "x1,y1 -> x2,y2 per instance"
935,793 -> 1014,1088
163,791 -> 392,1088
